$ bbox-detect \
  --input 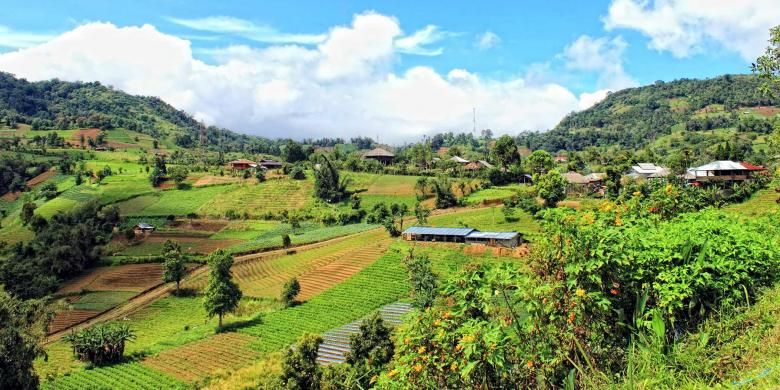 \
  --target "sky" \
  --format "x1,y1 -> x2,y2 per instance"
0,0 -> 777,142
